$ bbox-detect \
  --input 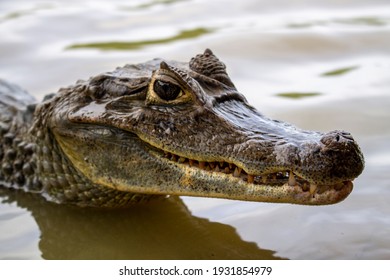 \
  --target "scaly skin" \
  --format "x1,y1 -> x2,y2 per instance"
0,49 -> 364,207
